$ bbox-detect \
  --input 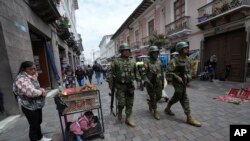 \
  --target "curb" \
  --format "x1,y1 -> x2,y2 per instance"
0,115 -> 20,133
0,89 -> 58,133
